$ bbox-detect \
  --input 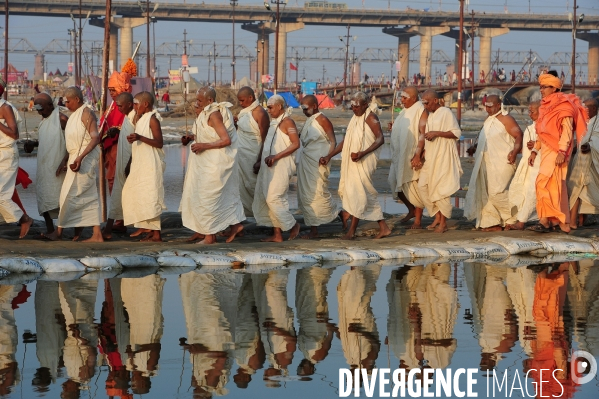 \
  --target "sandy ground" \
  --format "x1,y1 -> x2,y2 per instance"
4,97 -> 587,259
